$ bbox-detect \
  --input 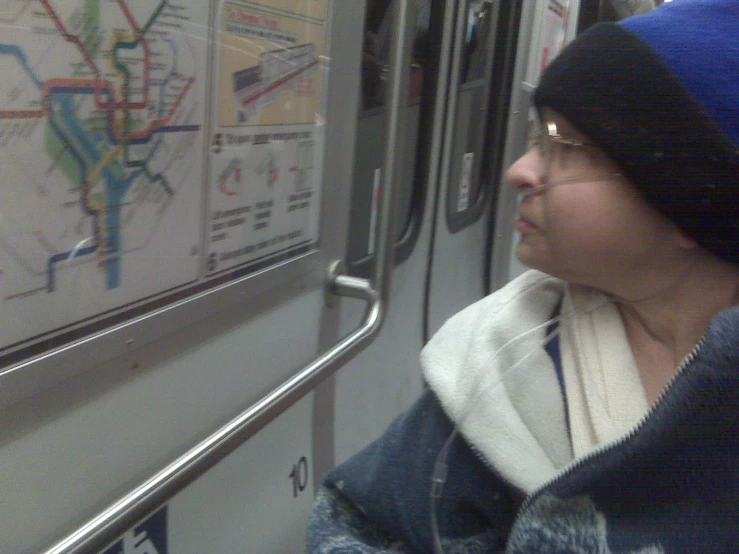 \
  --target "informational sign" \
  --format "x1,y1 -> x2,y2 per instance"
206,0 -> 325,275
457,152 -> 473,213
100,506 -> 168,554
539,0 -> 571,71
367,168 -> 381,256
0,0 -> 329,359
